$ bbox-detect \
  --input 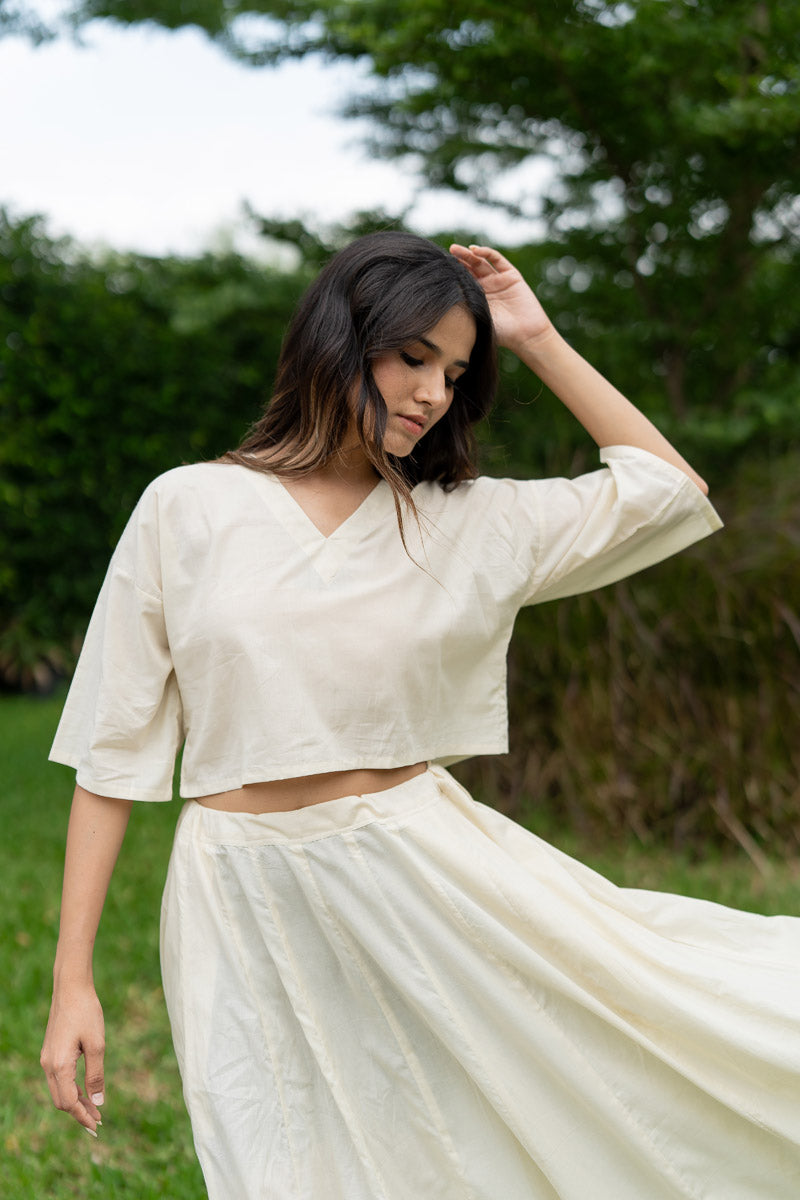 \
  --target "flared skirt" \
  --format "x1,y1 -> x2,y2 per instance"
160,764 -> 800,1199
